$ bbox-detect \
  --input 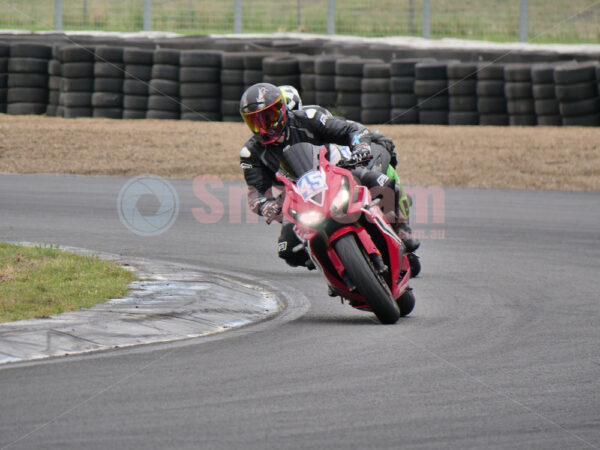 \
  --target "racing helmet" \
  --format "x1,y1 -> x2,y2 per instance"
279,85 -> 303,111
240,83 -> 288,145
